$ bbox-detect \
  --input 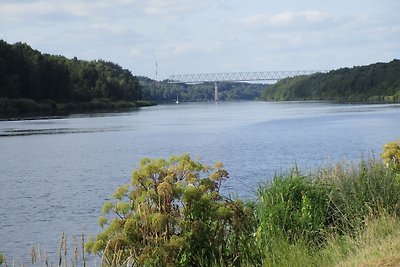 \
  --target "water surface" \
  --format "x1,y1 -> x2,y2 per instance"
1,101 -> 400,263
